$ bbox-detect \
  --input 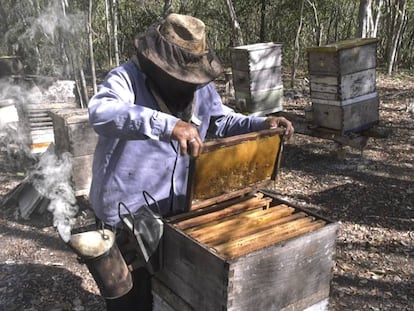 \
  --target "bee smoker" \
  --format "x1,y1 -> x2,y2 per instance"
67,229 -> 133,299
